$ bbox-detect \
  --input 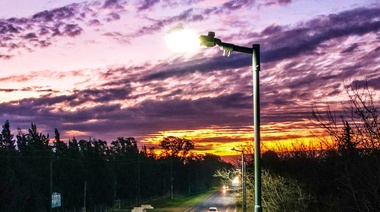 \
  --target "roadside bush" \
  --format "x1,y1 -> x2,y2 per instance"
259,170 -> 315,212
